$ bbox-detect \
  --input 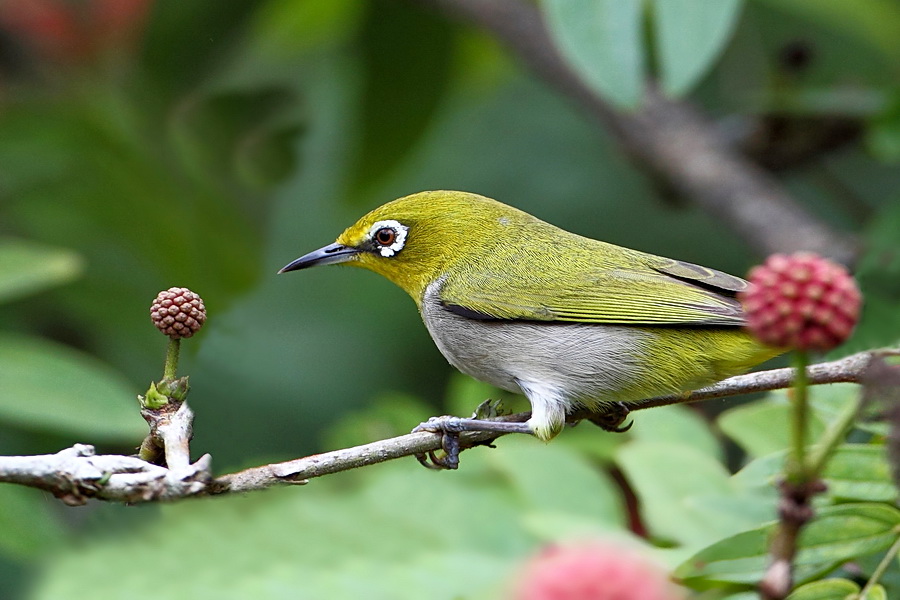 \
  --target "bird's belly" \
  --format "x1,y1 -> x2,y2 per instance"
421,300 -> 654,406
